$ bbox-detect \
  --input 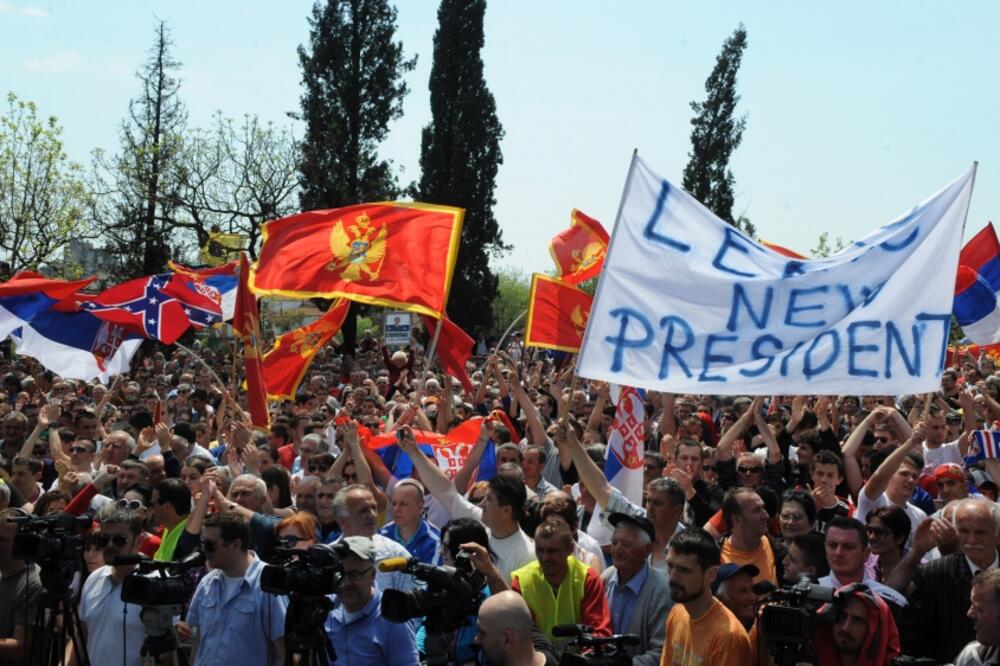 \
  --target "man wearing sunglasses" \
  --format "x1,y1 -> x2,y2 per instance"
323,535 -> 419,665
76,504 -> 145,666
180,511 -> 287,666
